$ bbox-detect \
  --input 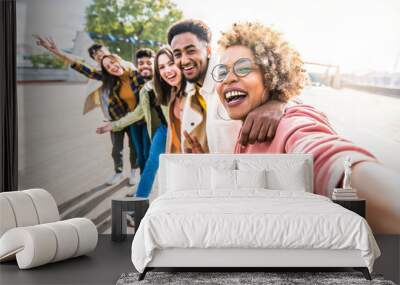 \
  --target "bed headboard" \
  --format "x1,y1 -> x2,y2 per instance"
158,154 -> 313,195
